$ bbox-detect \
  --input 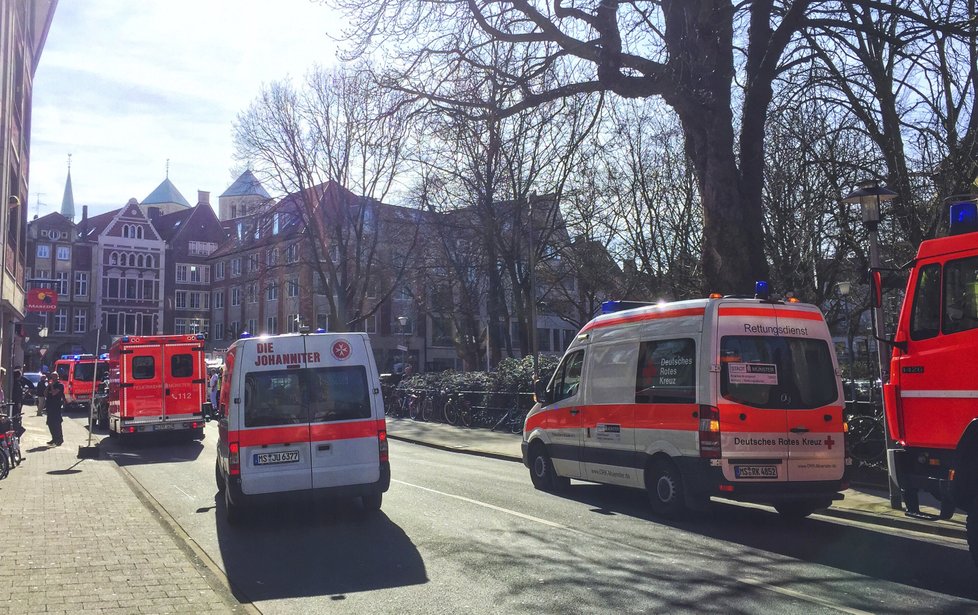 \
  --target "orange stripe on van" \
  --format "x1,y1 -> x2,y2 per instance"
310,419 -> 386,442
718,307 -> 823,321
527,403 -> 700,432
581,308 -> 706,333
